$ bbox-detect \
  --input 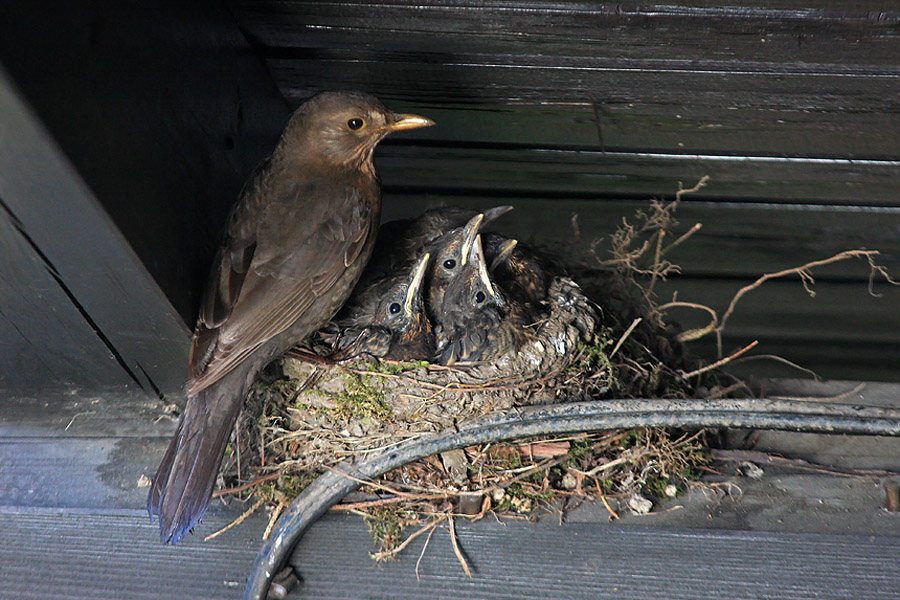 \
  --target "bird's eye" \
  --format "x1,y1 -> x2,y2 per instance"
347,118 -> 365,130
443,259 -> 456,269
389,303 -> 401,314
475,291 -> 486,303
